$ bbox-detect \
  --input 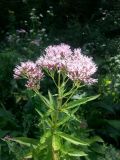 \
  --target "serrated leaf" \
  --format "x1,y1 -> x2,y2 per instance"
40,131 -> 51,144
56,131 -> 89,146
64,95 -> 100,110
62,109 -> 80,122
11,137 -> 38,147
67,150 -> 87,157
61,146 -> 87,157
87,136 -> 104,144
